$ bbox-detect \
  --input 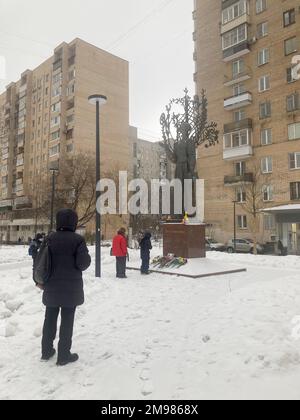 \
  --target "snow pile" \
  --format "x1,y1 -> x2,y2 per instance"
0,246 -> 300,400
